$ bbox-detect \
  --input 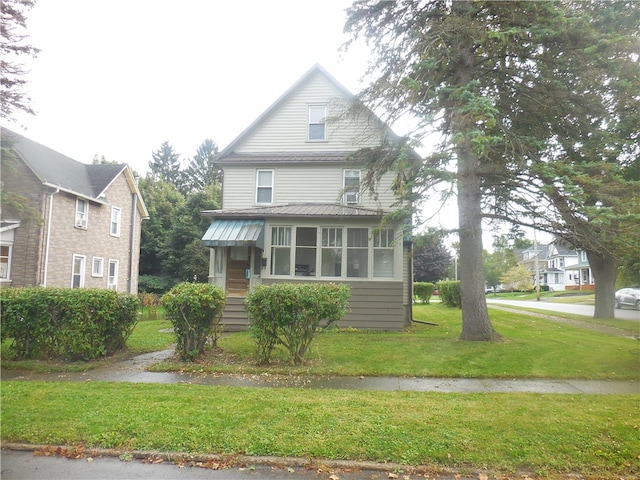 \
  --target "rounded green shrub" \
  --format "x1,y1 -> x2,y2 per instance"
245,283 -> 350,365
161,282 -> 225,361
